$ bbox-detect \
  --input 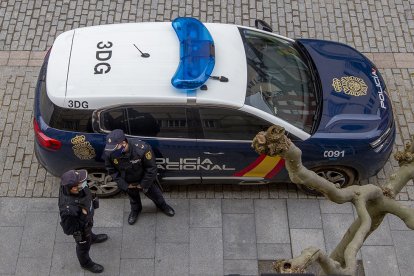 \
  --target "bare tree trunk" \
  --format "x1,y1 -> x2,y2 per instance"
252,125 -> 414,276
